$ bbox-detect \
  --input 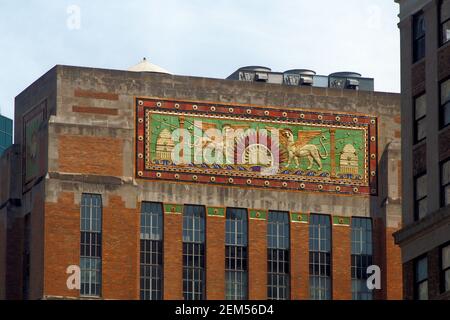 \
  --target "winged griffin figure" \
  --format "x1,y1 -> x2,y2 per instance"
280,129 -> 328,170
